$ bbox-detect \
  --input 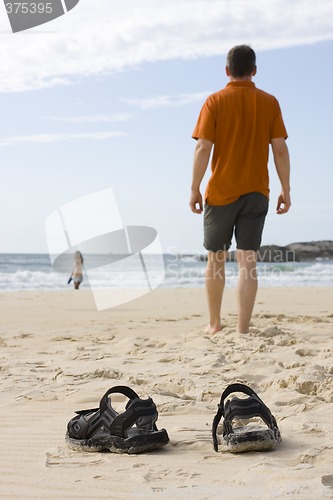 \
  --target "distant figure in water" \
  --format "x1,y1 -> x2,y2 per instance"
68,251 -> 84,290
